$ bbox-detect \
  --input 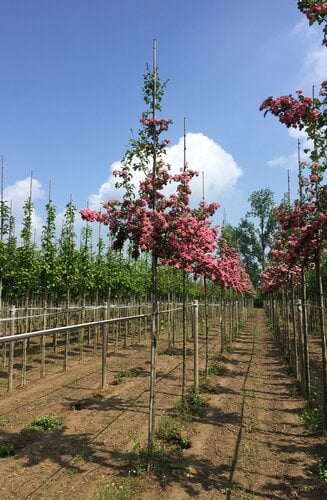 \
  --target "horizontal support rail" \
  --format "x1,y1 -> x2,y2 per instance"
0,307 -> 183,345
